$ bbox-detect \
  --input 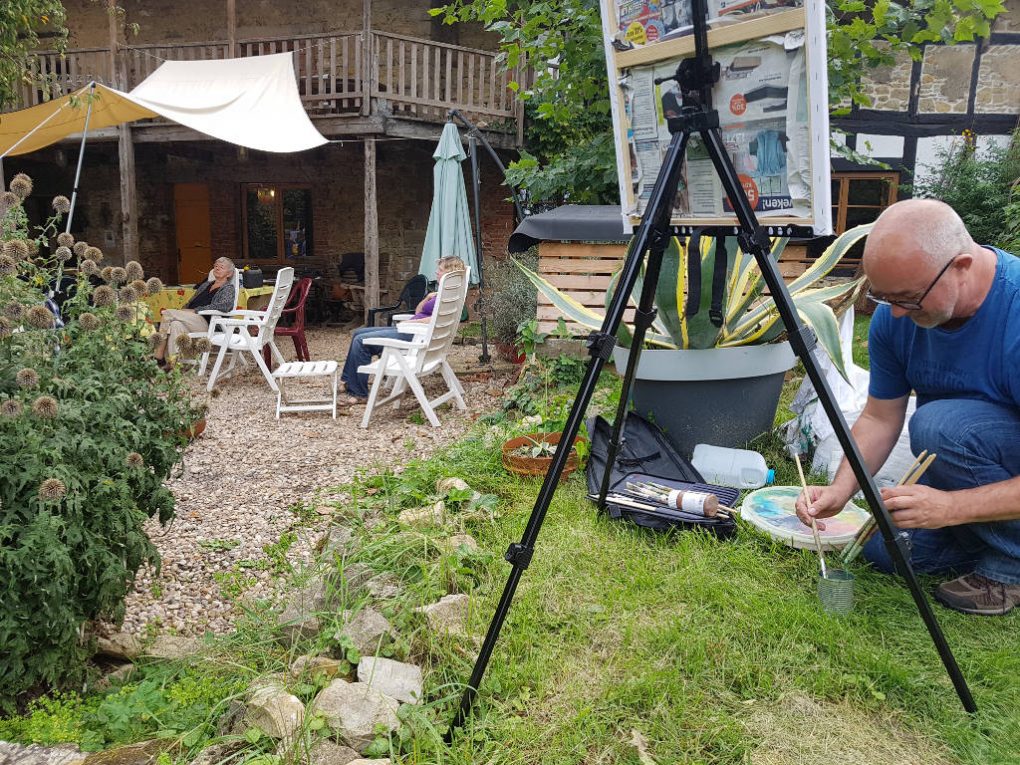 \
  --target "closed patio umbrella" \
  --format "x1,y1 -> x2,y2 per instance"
419,122 -> 478,284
